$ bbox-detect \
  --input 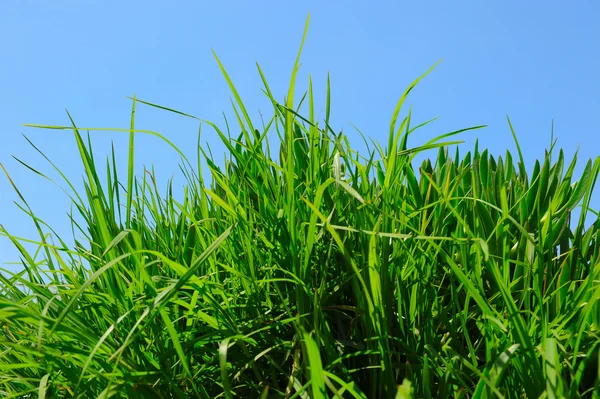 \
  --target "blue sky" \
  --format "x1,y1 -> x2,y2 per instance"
1,1 -> 599,268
